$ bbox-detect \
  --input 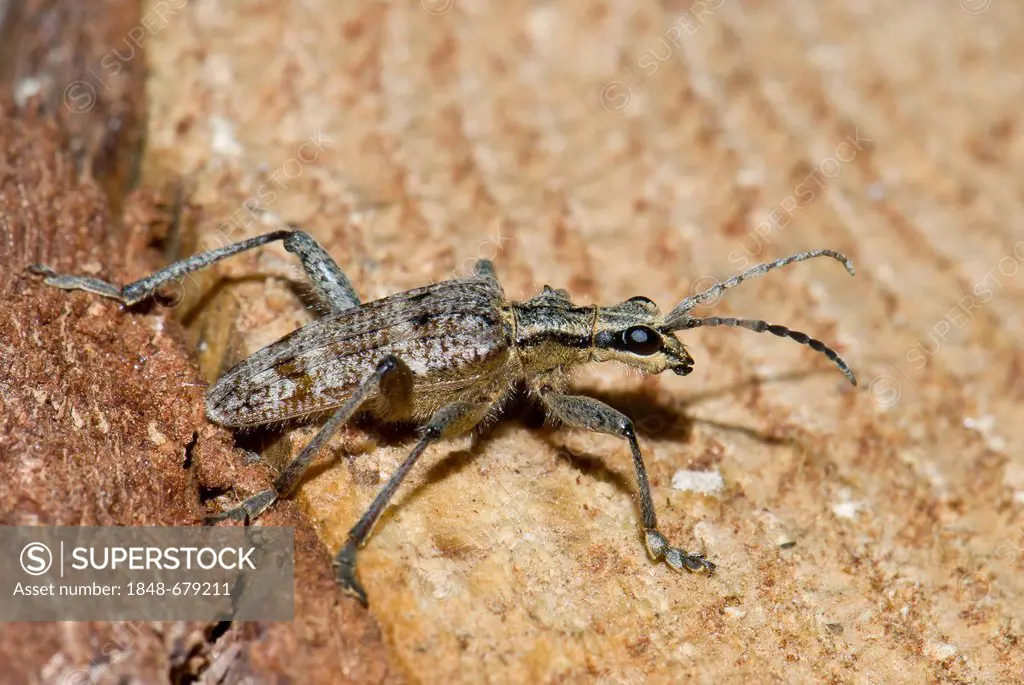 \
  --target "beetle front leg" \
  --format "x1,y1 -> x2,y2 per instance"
539,389 -> 716,576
